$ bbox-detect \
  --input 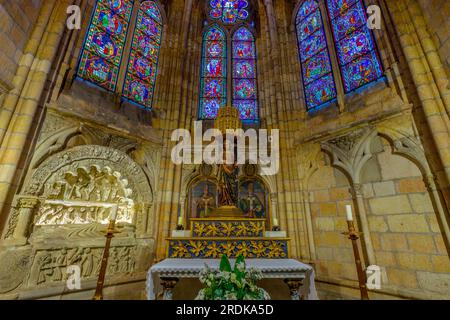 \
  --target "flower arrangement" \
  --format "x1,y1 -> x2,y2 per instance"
195,255 -> 271,300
